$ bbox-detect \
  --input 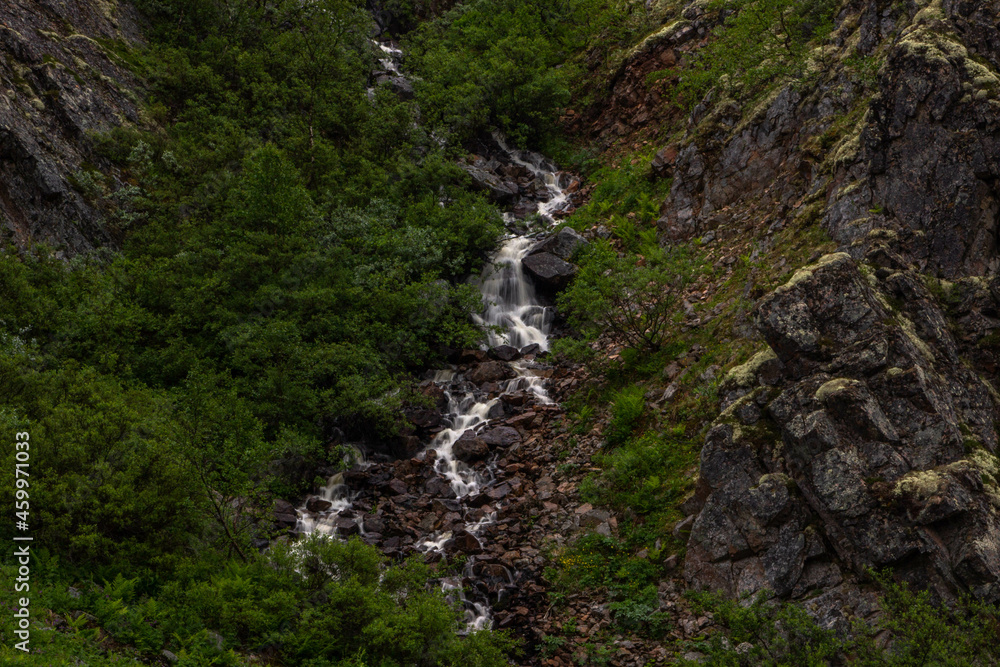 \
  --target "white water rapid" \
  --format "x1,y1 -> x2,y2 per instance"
423,136 -> 573,507
293,90 -> 574,631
